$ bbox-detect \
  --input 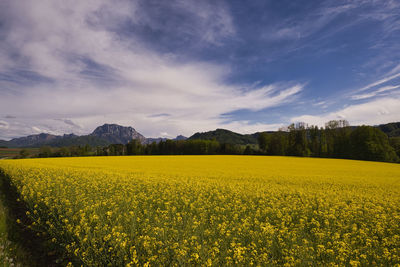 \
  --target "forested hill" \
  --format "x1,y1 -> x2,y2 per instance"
378,122 -> 400,137
188,122 -> 400,144
188,129 -> 261,145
